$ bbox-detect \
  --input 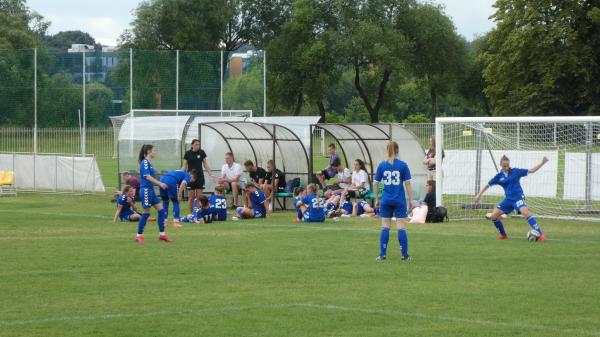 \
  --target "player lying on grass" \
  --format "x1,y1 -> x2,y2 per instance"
135,144 -> 171,243
159,169 -> 197,228
236,182 -> 270,219
354,200 -> 378,217
474,155 -> 549,241
295,184 -> 326,223
293,187 -> 306,222
114,185 -> 142,222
